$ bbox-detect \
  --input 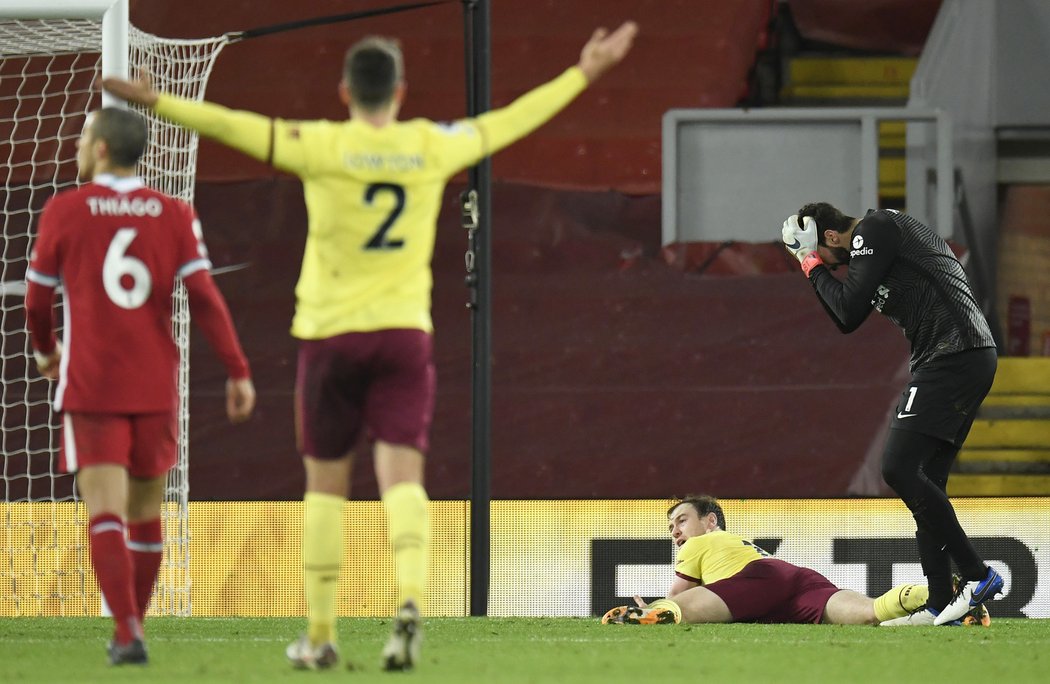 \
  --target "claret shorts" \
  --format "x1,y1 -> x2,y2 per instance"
295,329 -> 435,459
704,558 -> 840,624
